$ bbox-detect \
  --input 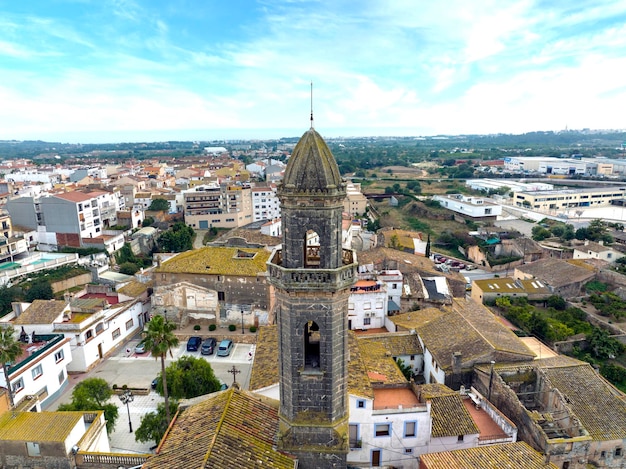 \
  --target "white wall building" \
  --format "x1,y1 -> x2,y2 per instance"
0,332 -> 72,409
348,280 -> 388,330
251,185 -> 280,222
432,194 -> 502,220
